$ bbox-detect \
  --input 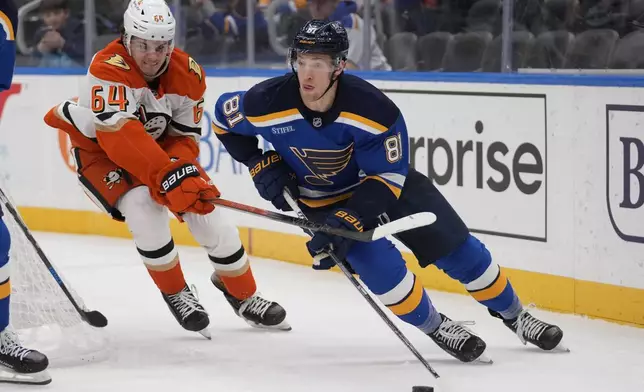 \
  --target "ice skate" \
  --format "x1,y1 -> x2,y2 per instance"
428,313 -> 492,363
162,284 -> 211,339
211,273 -> 291,331
0,328 -> 51,385
490,306 -> 568,352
